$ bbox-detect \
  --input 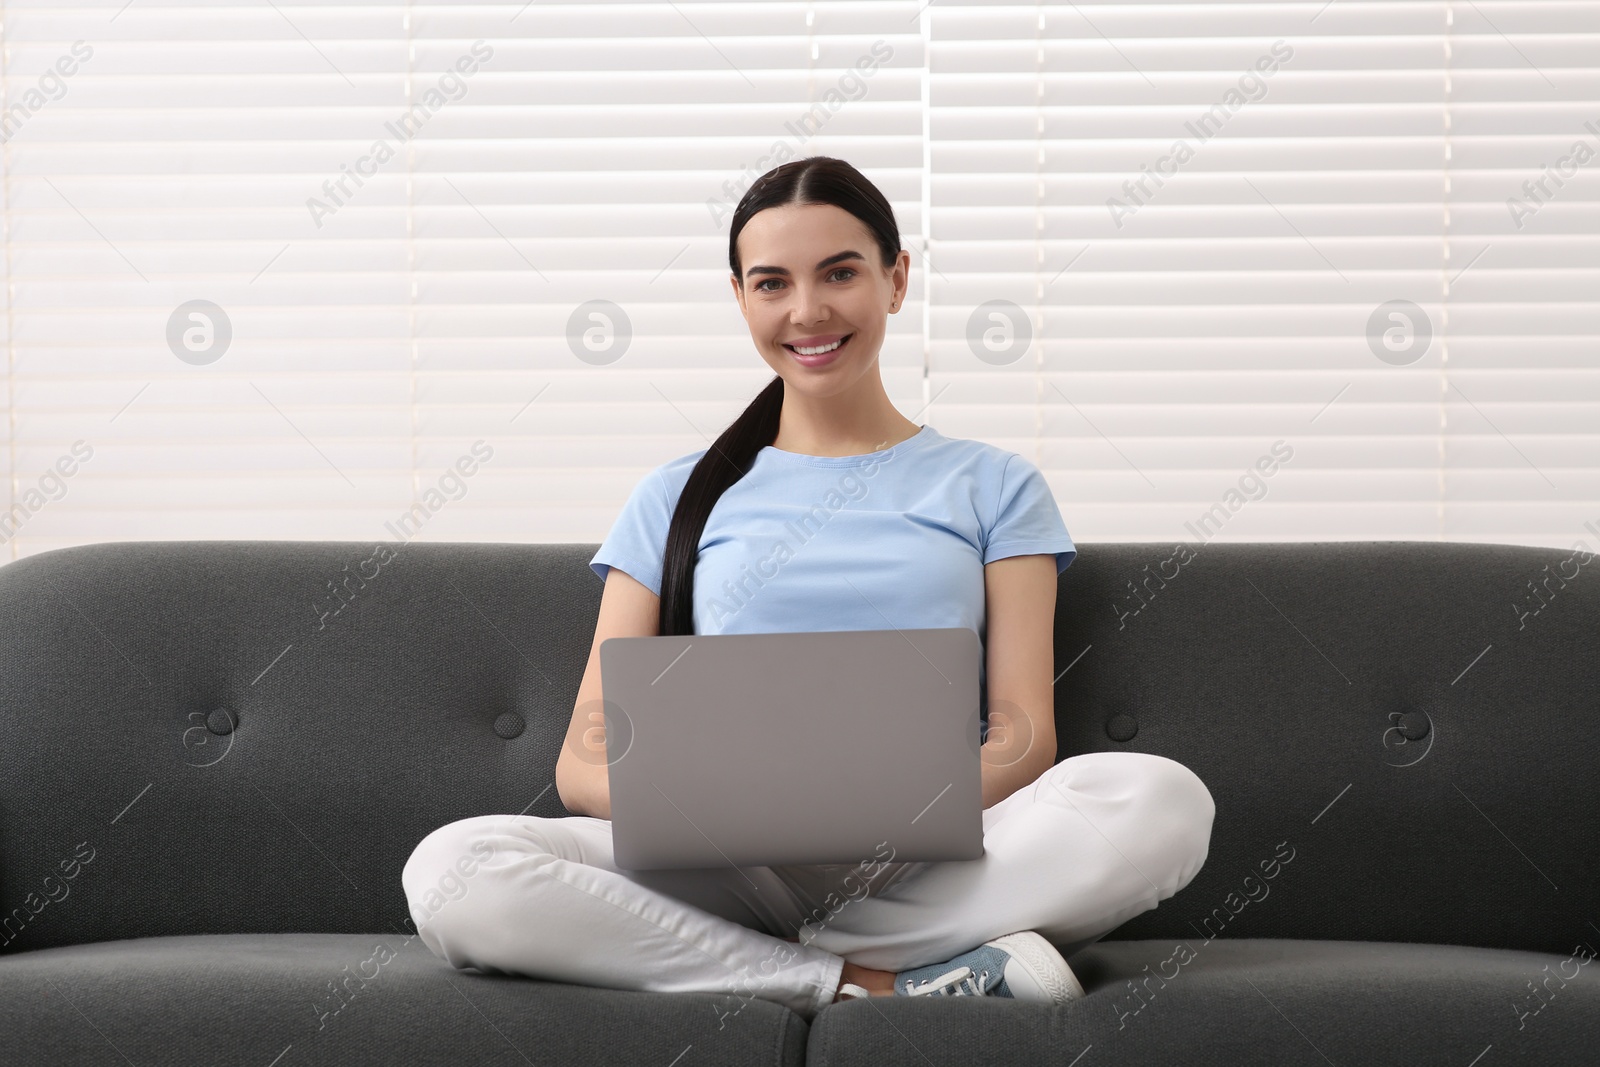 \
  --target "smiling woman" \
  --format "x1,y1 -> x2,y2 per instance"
736,233 -> 896,377
403,156 -> 1216,1021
